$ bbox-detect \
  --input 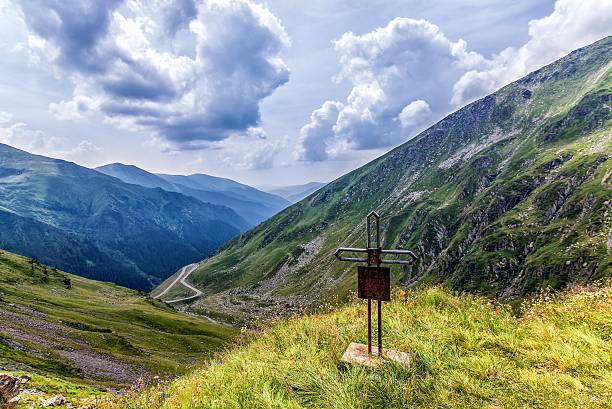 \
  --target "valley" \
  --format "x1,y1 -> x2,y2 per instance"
0,144 -> 250,291
0,250 -> 235,406
0,23 -> 610,409
152,263 -> 202,304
